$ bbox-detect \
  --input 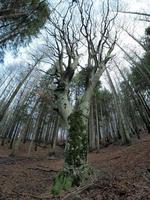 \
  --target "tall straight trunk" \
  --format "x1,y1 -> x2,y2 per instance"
115,61 -> 150,133
94,95 -> 100,152
10,100 -> 39,156
9,122 -> 20,150
99,102 -> 105,144
1,115 -> 15,146
0,61 -> 38,121
122,27 -> 147,51
116,43 -> 150,85
1,79 -> 32,146
0,75 -> 14,100
133,51 -> 150,76
27,103 -> 45,156
89,103 -> 95,151
106,69 -> 131,144
48,115 -> 60,155
44,117 -> 53,145
110,110 -> 118,139
136,91 -> 150,118
35,114 -> 47,149
48,118 -> 56,143
0,71 -> 12,90
51,116 -> 60,149
0,84 -> 15,108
